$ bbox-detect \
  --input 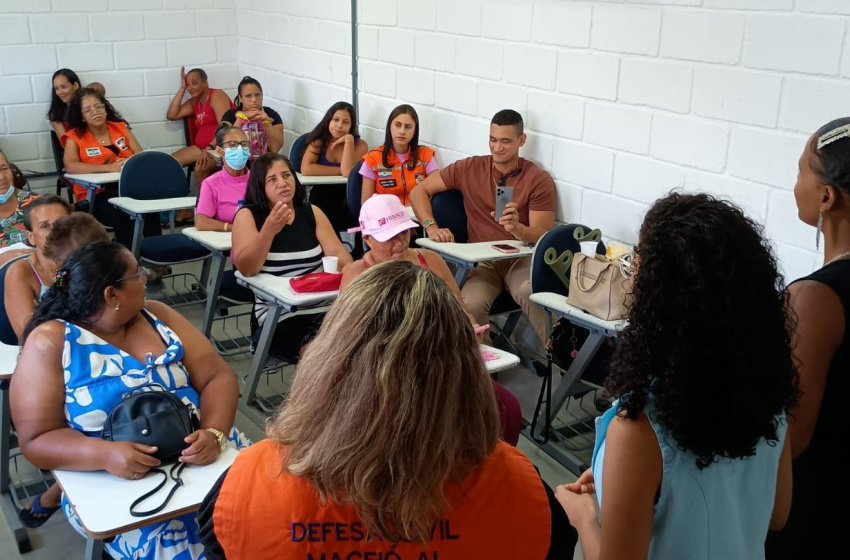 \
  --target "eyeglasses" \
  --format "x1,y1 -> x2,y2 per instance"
116,267 -> 149,286
82,103 -> 105,115
222,141 -> 251,150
